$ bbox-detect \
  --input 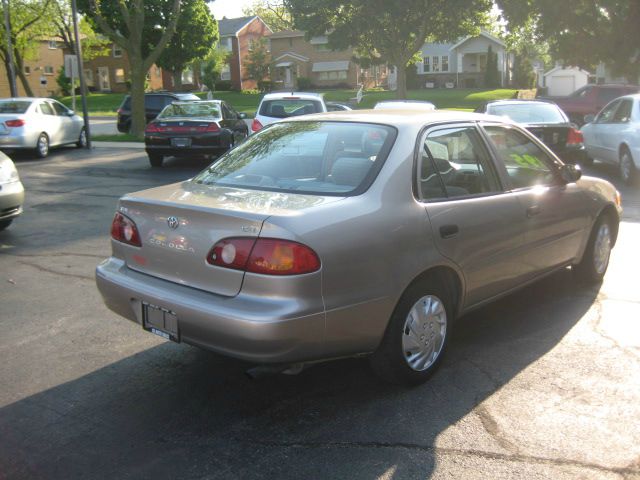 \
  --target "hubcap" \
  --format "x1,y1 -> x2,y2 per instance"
402,295 -> 447,372
593,223 -> 612,275
38,135 -> 48,156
